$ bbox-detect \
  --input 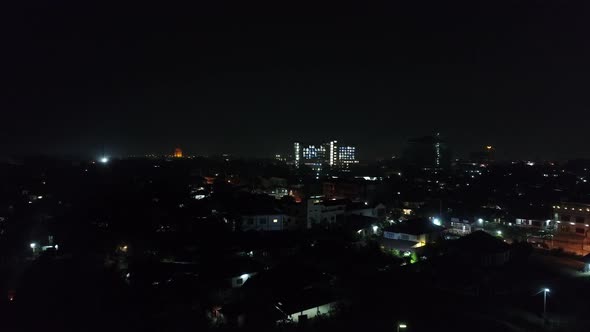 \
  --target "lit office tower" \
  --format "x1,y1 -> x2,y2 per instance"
294,142 -> 301,167
174,148 -> 183,158
293,140 -> 358,173
337,145 -> 359,170
301,145 -> 326,173
328,140 -> 338,166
